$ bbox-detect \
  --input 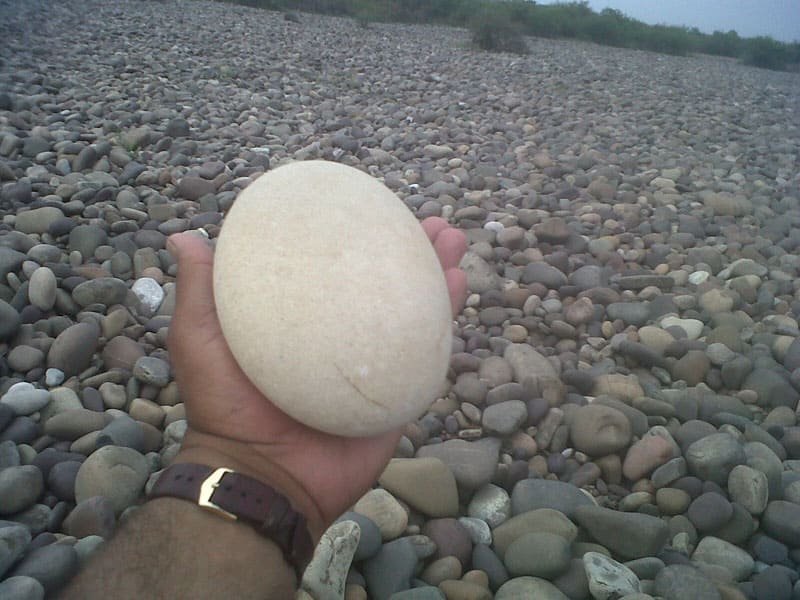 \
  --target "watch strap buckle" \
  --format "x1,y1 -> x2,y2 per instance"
197,467 -> 238,520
